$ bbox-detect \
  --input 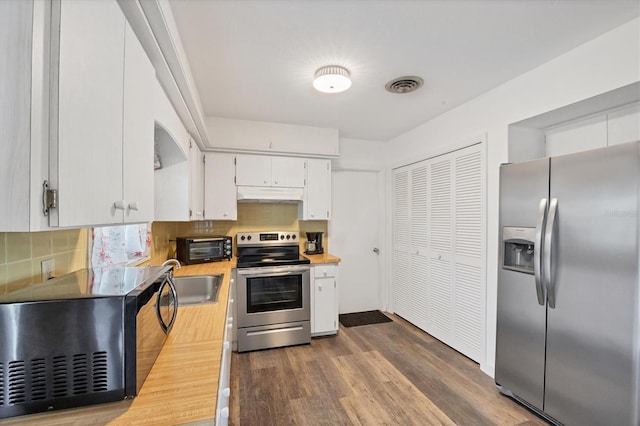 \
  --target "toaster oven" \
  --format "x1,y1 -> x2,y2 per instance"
176,236 -> 233,264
